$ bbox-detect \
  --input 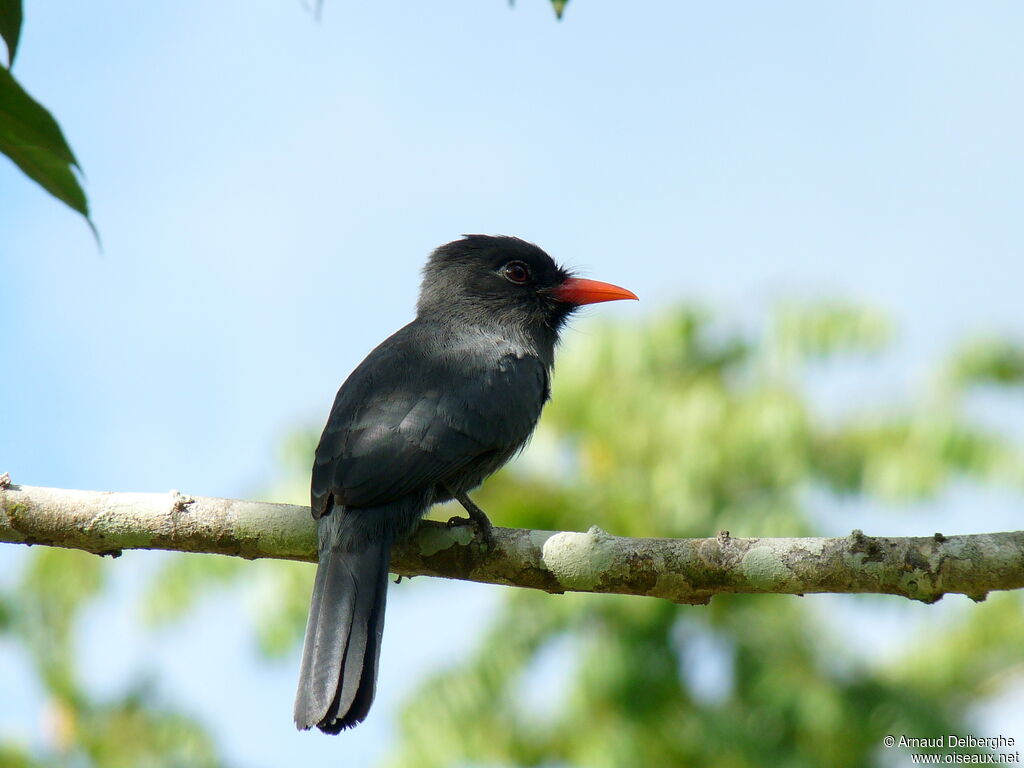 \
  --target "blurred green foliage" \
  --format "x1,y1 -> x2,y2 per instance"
384,304 -> 1024,768
947,337 -> 1024,390
0,549 -> 225,768
2,302 -> 1023,767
